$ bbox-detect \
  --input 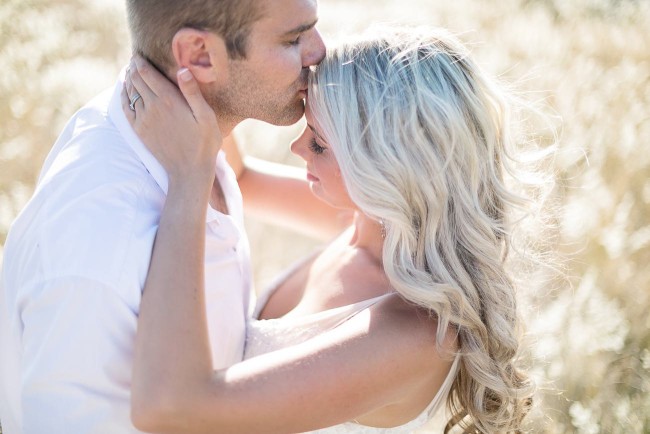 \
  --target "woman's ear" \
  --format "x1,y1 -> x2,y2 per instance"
171,28 -> 229,84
